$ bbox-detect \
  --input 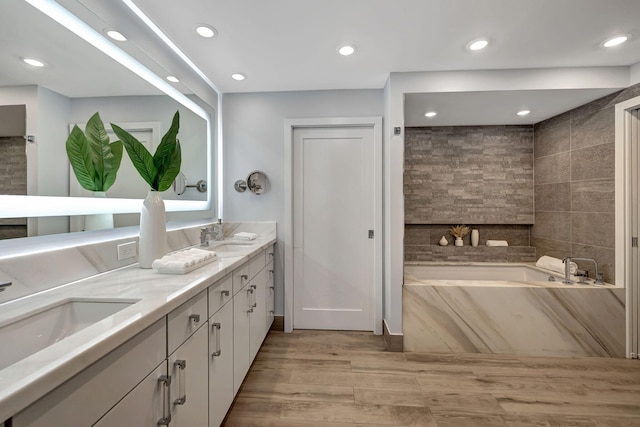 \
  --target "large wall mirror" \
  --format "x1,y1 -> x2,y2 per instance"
0,0 -> 215,239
